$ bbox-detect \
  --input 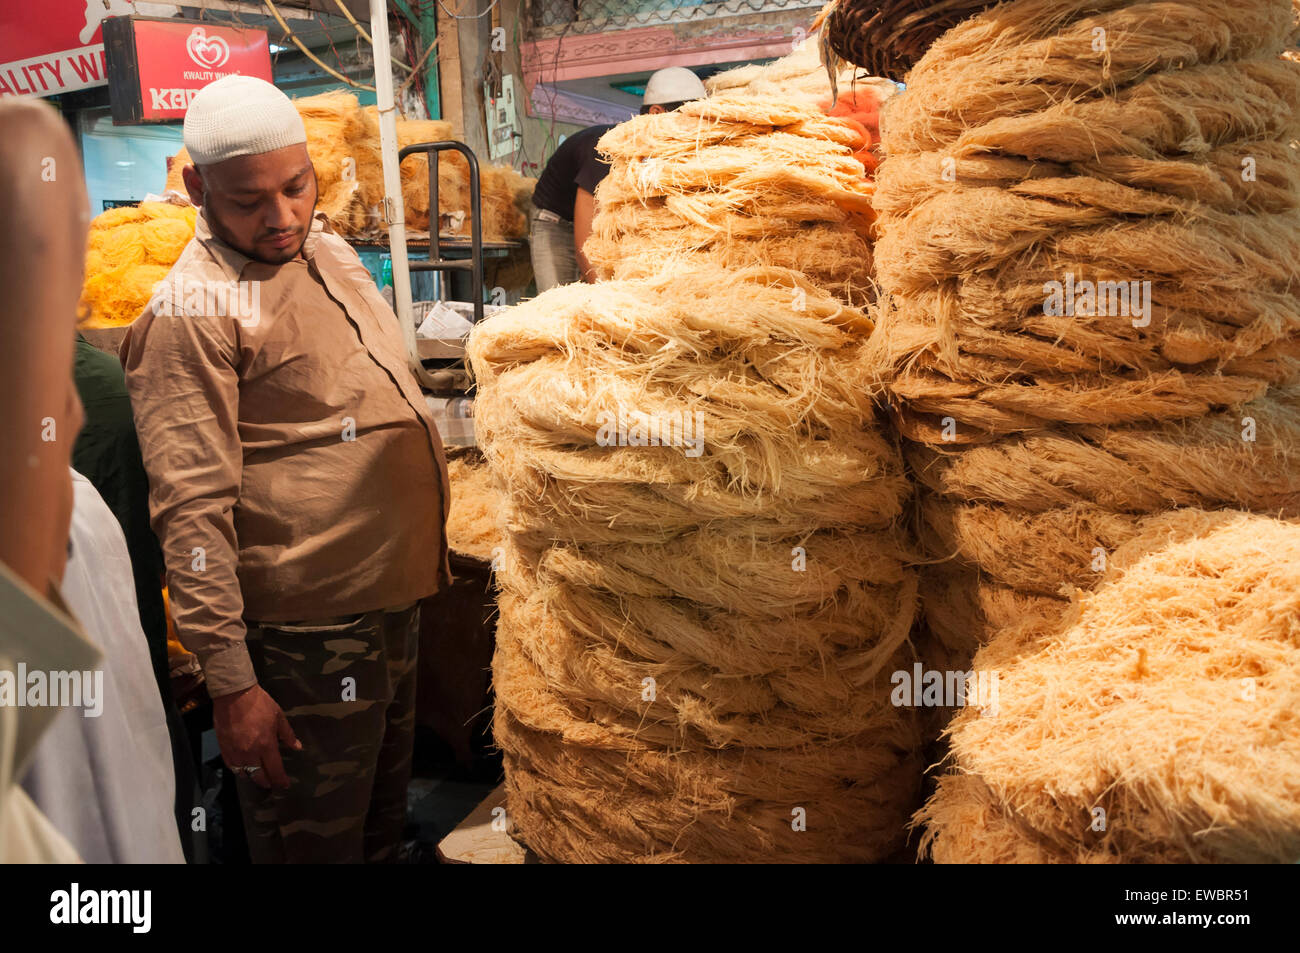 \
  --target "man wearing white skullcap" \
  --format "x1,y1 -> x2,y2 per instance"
180,75 -> 312,264
121,75 -> 452,863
